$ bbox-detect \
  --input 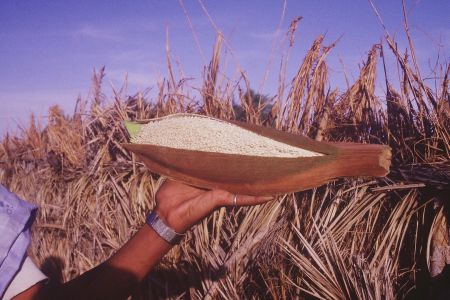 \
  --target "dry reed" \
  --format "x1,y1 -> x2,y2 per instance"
0,9 -> 448,300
